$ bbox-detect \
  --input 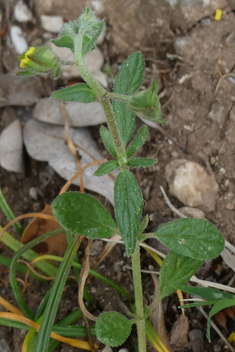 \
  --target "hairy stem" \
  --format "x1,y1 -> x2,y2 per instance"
132,243 -> 146,352
74,34 -> 127,163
